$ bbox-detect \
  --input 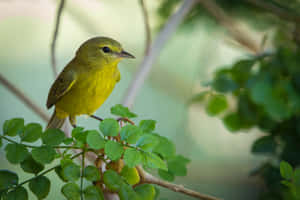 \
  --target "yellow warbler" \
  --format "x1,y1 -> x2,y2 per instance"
46,37 -> 134,129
